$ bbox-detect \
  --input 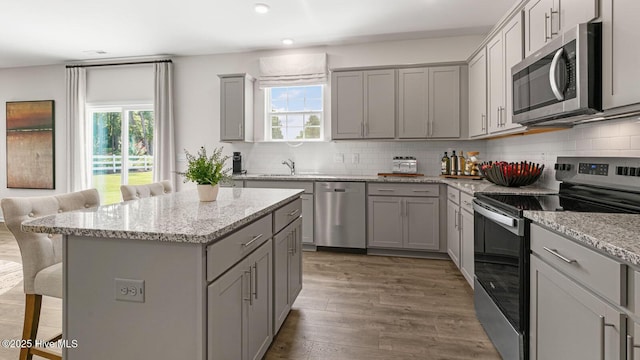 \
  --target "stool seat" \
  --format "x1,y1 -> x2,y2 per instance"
34,262 -> 62,299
